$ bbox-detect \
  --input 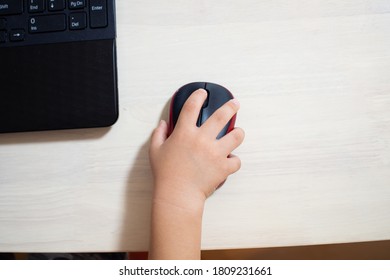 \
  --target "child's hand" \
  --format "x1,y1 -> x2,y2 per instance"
149,88 -> 245,210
